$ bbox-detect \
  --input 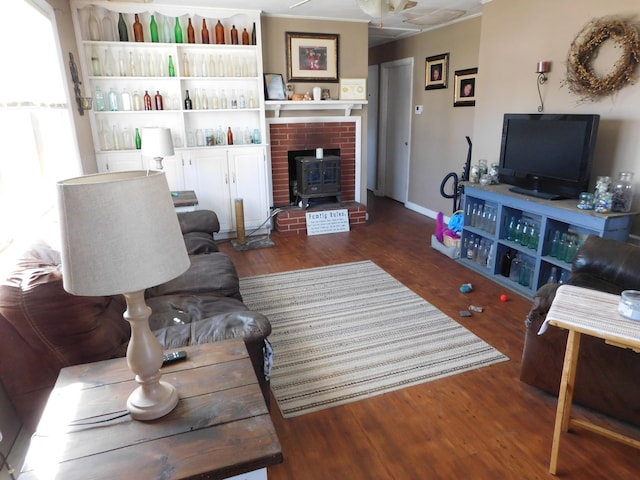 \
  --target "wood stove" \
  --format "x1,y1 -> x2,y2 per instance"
295,154 -> 342,208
